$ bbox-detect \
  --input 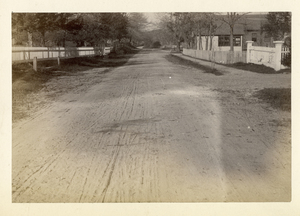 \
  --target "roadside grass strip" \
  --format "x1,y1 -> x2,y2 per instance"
165,54 -> 224,76
253,88 -> 291,111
